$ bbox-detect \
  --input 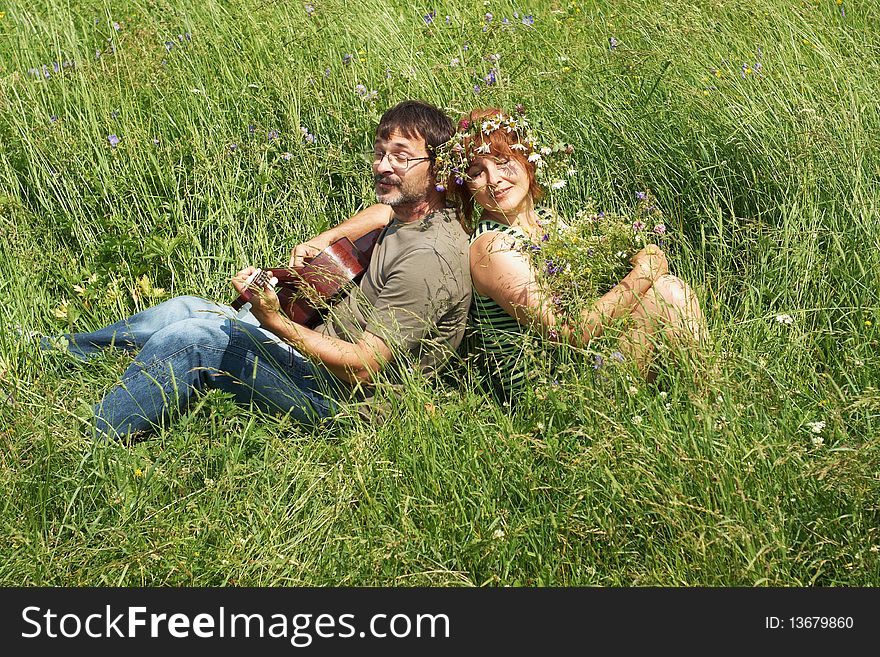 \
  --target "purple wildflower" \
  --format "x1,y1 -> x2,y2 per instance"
485,12 -> 493,22
112,22 -> 121,31
248,124 -> 256,135
228,143 -> 238,152
53,62 -> 61,73
632,220 -> 645,232
305,3 -> 314,16
342,53 -> 353,65
454,176 -> 464,186
435,184 -> 446,192
610,351 -> 625,363
281,152 -> 293,161
324,67 -> 331,77
473,84 -> 481,94
541,233 -> 550,242
548,328 -> 558,340
152,138 -> 160,145
107,134 -> 120,148
484,68 -> 497,85
654,224 -> 666,235
268,129 -> 279,142
446,15 -> 451,24
355,84 -> 367,96
515,103 -> 525,115
609,36 -> 619,49
111,110 -> 119,119
50,116 -> 58,123
593,355 -> 604,370
636,191 -> 647,200
587,248 -> 594,257
165,41 -> 174,51
423,11 -> 435,26
522,15 -> 534,26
